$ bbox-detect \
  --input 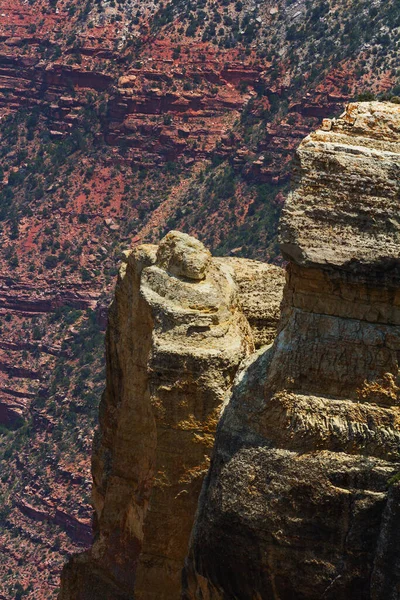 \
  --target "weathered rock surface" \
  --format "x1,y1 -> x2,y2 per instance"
219,258 -> 285,348
59,232 -> 284,599
183,102 -> 400,600
156,231 -> 212,280
0,0 -> 398,593
280,101 -> 400,273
